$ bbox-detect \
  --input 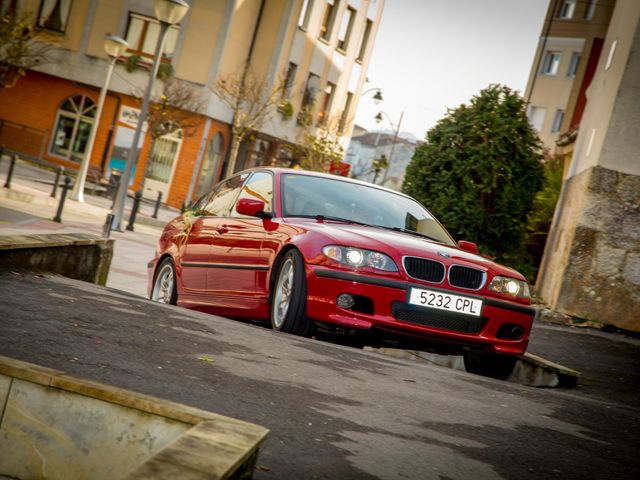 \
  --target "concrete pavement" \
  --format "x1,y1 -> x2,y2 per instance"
1,155 -> 639,477
0,272 -> 638,479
